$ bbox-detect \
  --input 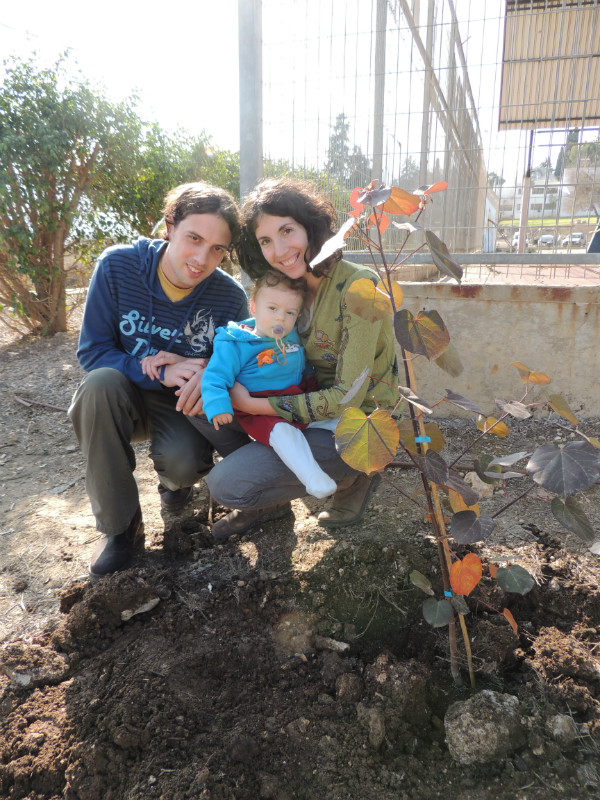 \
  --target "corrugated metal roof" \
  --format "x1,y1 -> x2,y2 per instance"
499,0 -> 600,129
